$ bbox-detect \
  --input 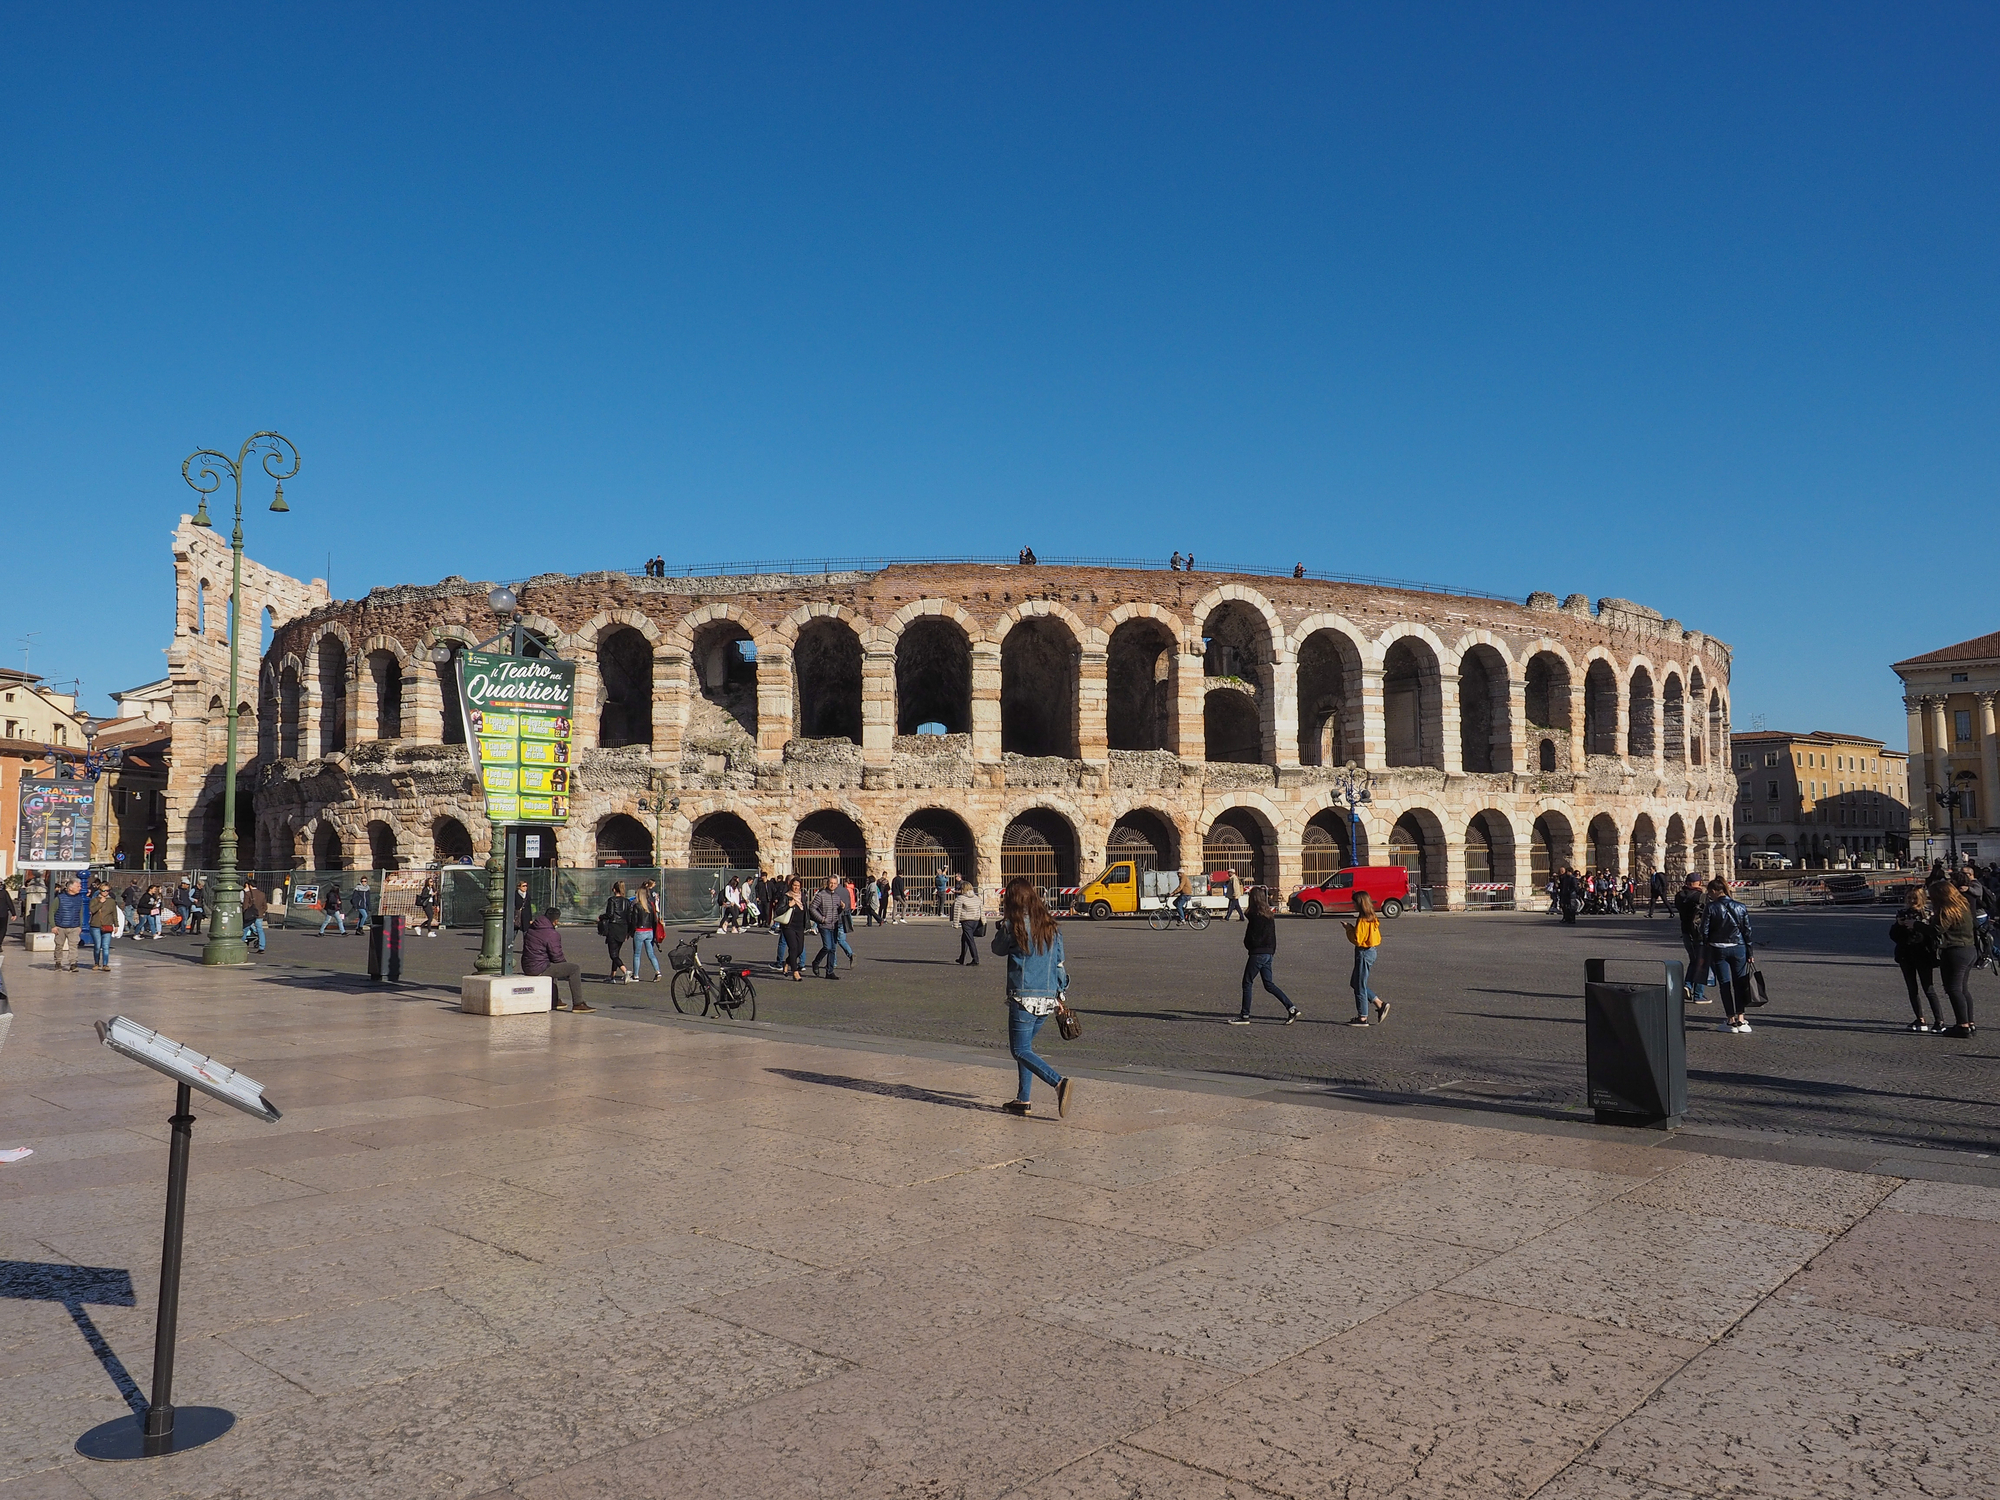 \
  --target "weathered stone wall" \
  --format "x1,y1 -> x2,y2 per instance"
195,561 -> 1735,906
